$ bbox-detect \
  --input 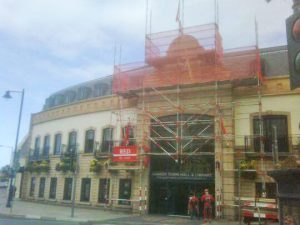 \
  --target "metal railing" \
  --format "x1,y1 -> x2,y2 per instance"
94,140 -> 137,158
28,152 -> 50,162
244,135 -> 300,156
